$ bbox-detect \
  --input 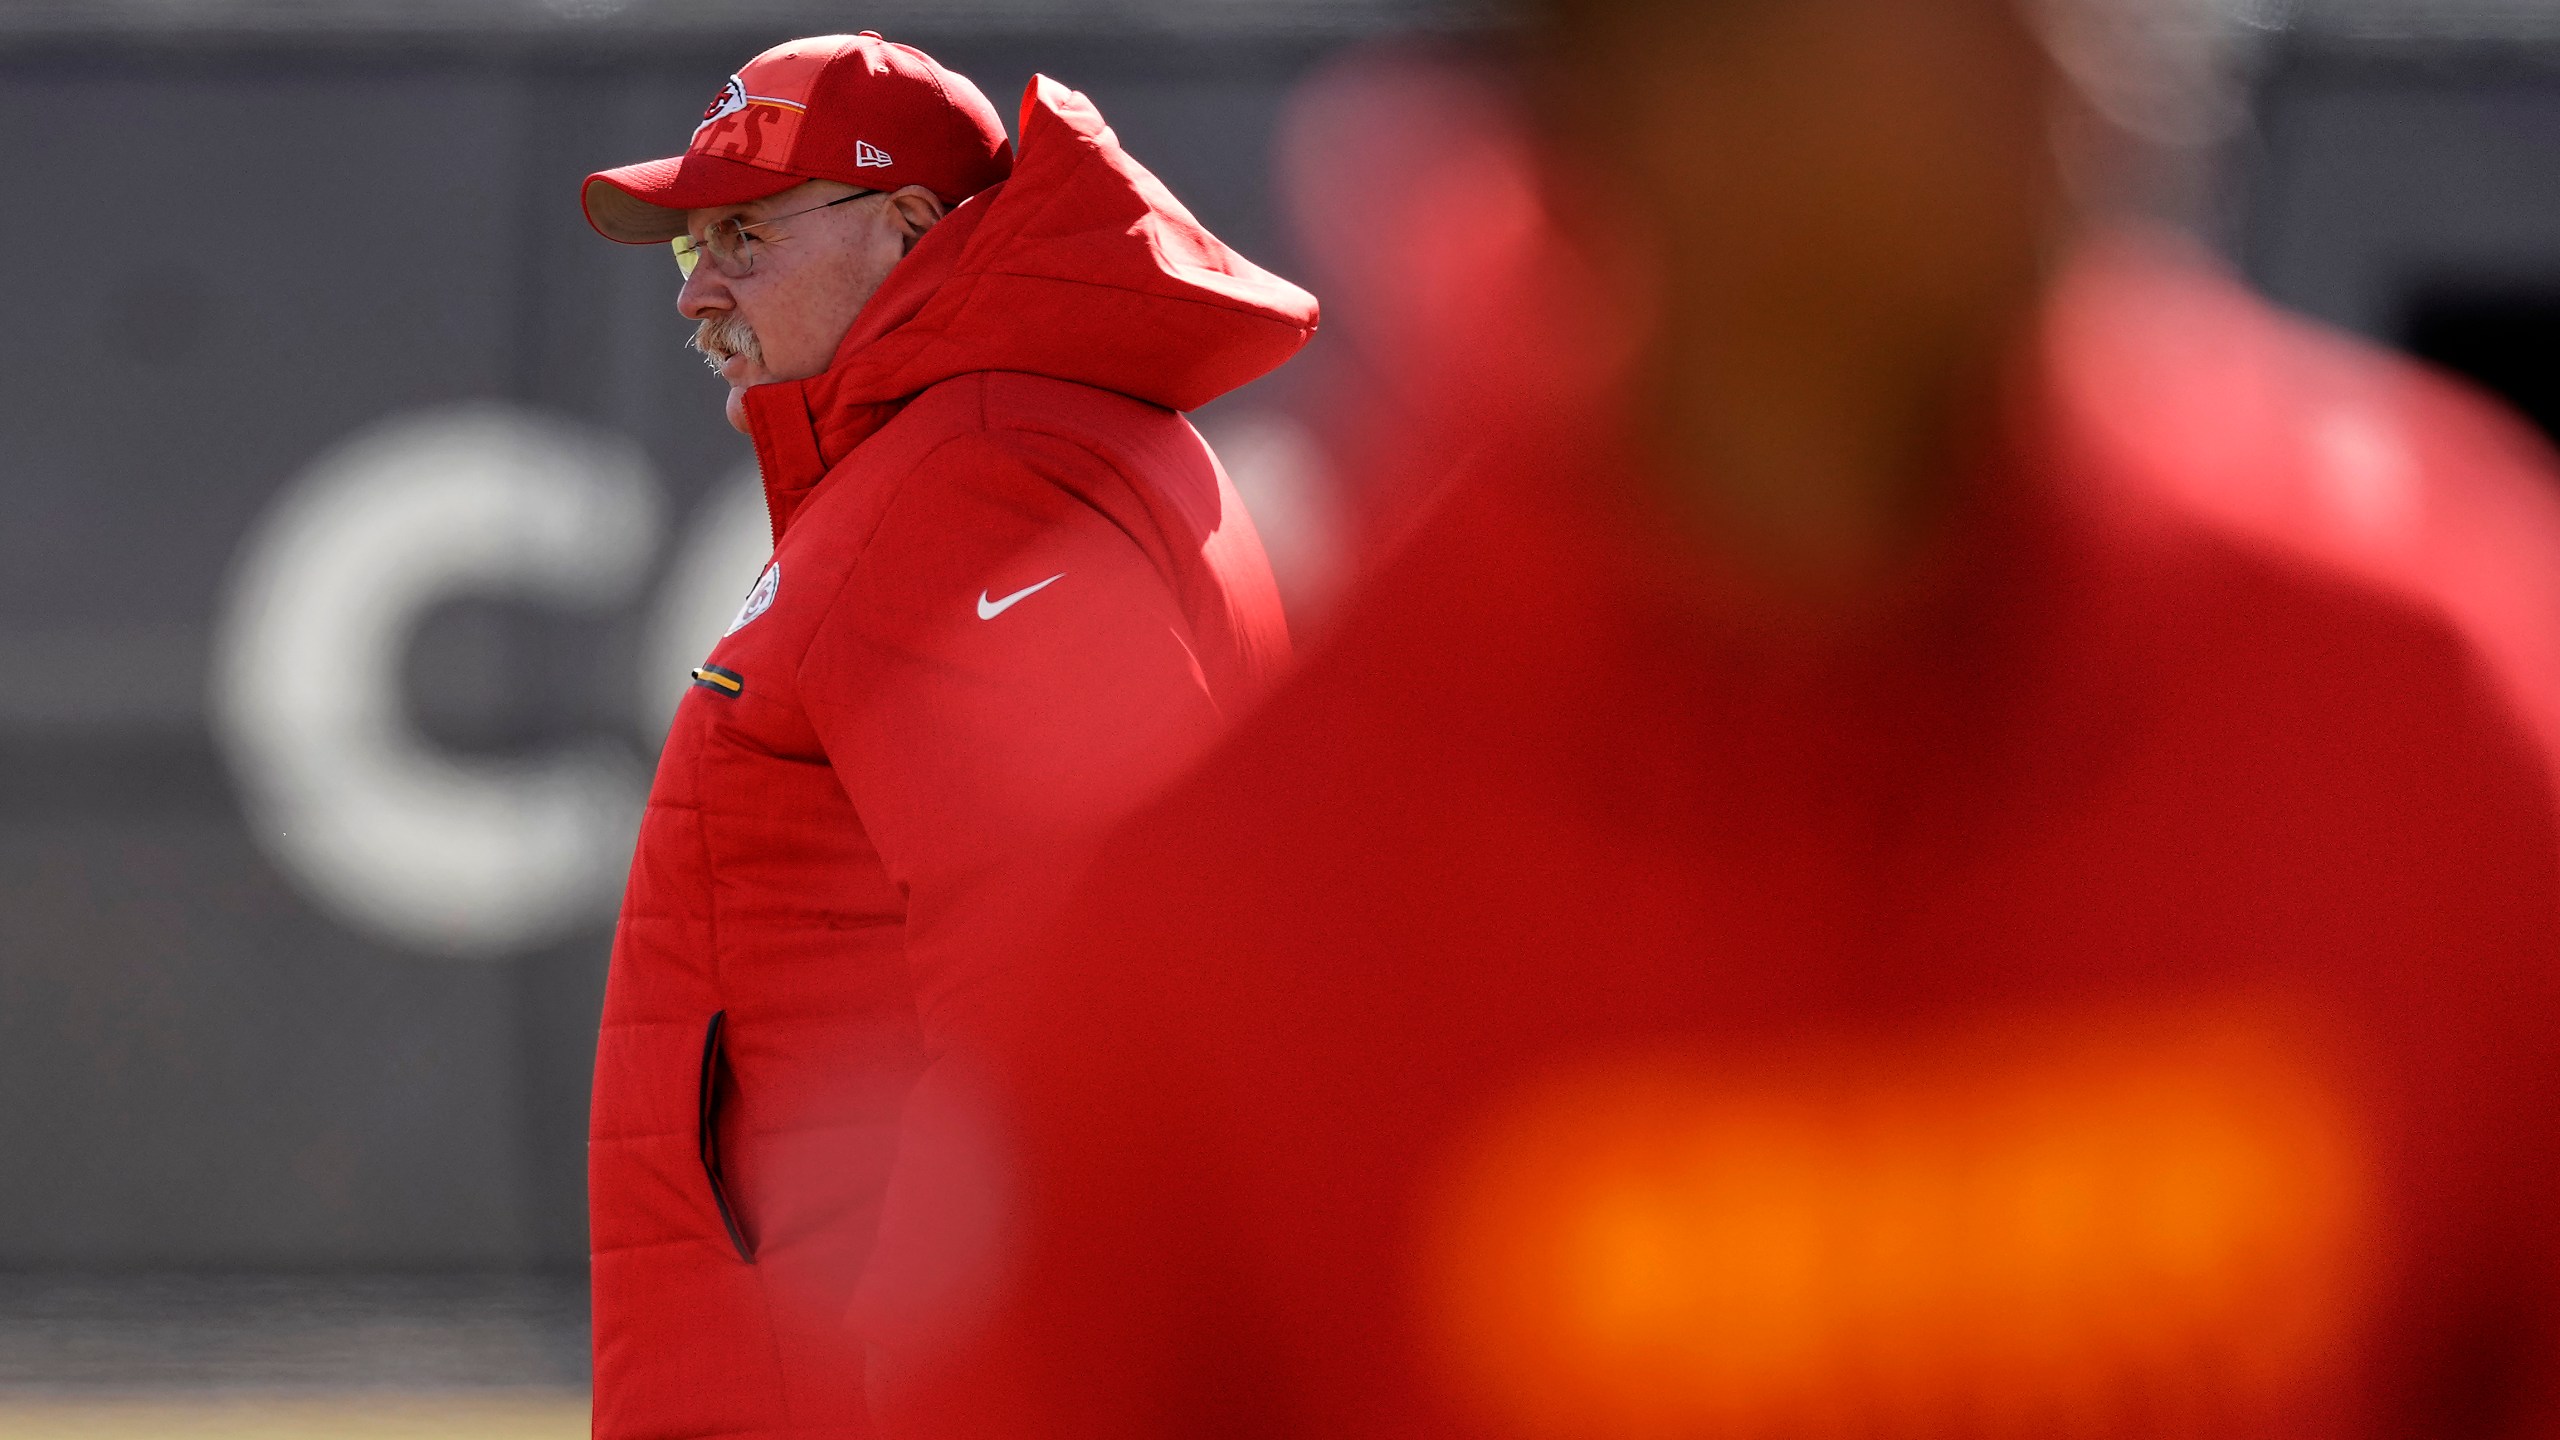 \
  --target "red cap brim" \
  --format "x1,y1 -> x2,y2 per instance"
582,151 -> 807,244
